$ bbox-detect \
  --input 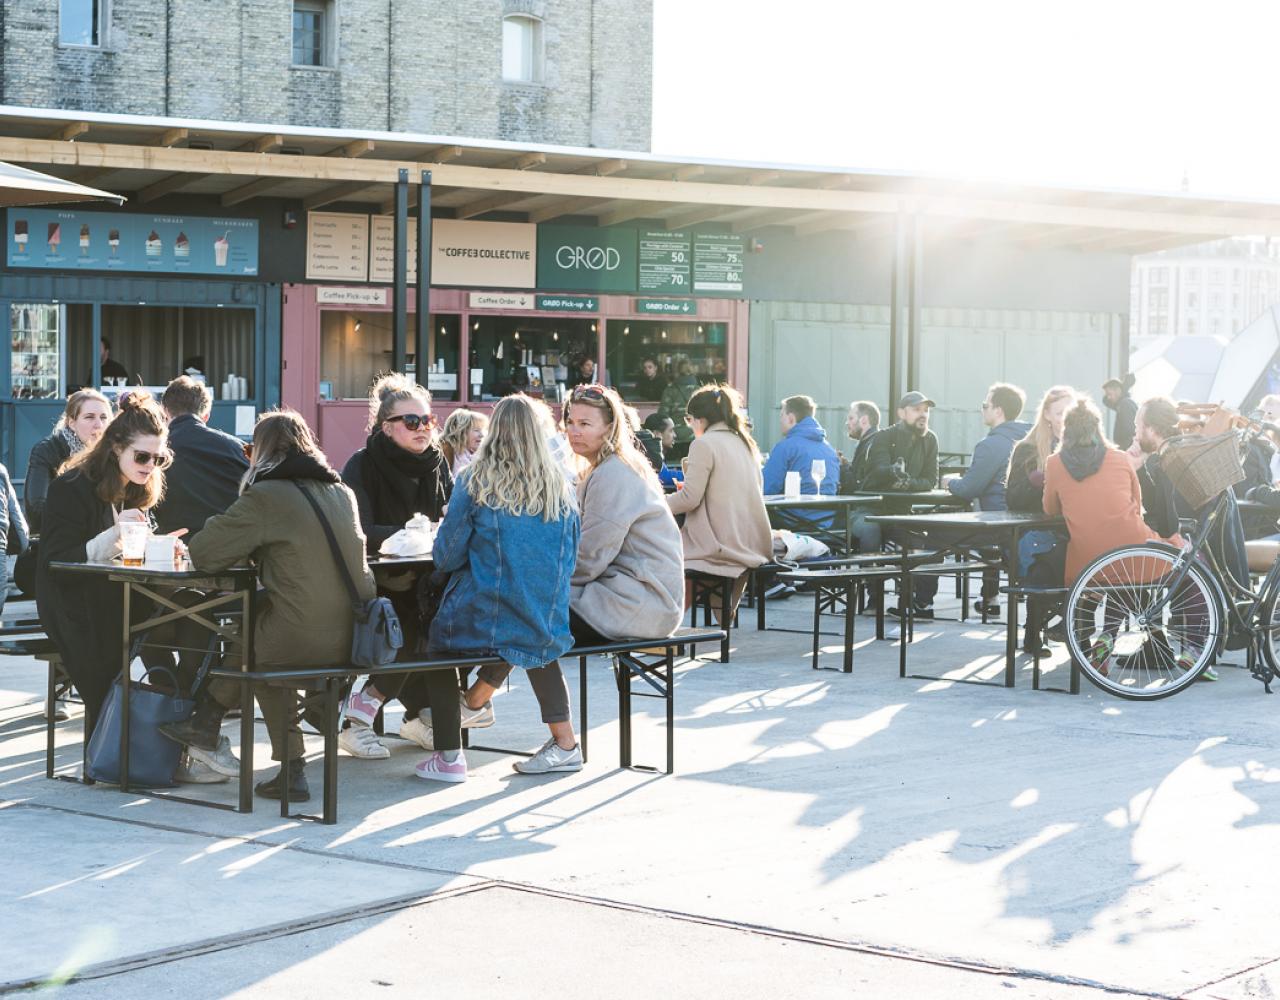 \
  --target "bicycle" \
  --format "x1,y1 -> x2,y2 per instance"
1064,420 -> 1280,700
